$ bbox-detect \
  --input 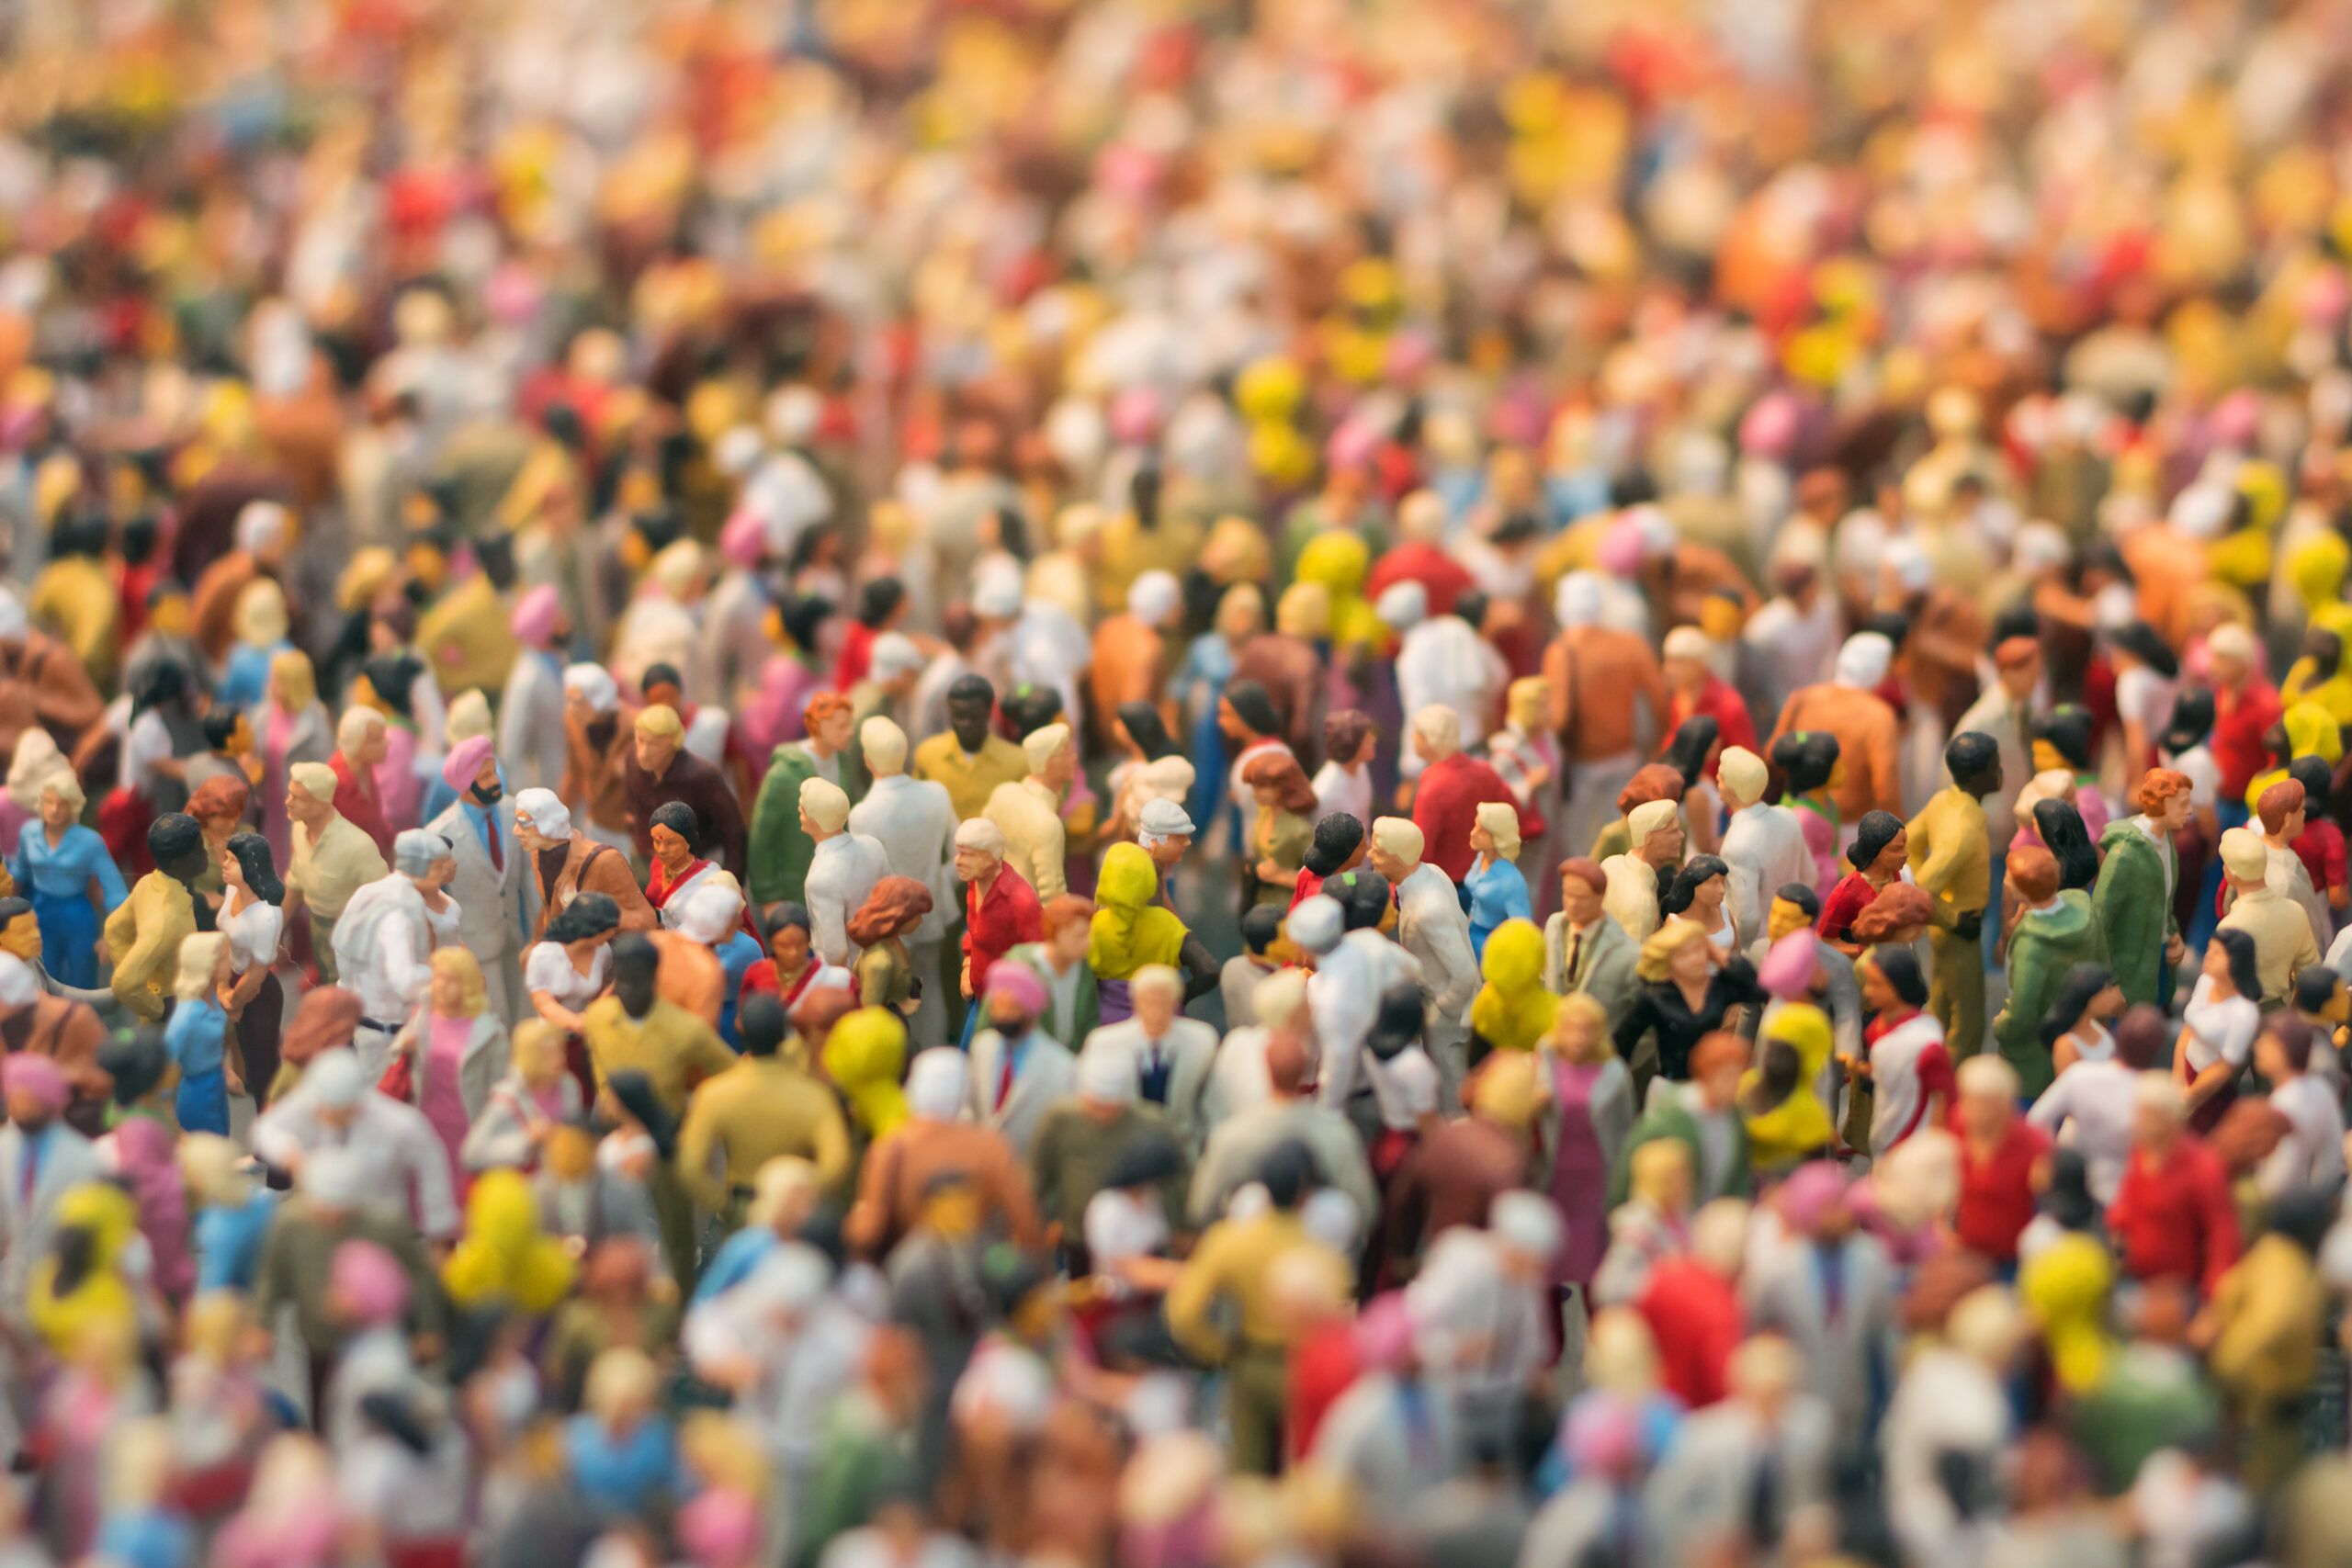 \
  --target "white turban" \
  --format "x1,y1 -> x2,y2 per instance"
1833,632 -> 1894,690
1375,581 -> 1429,631
563,663 -> 619,712
677,881 -> 745,946
1881,536 -> 1931,592
868,633 -> 924,680
1554,572 -> 1604,630
306,1048 -> 364,1111
0,589 -> 26,644
393,829 -> 453,876
973,564 -> 1023,618
712,425 -> 765,478
514,787 -> 571,840
906,1048 -> 967,1121
1138,799 -> 1194,839
235,501 -> 290,556
1127,570 -> 1182,626
2011,521 -> 2071,575
2170,481 -> 2234,541
1662,626 -> 1711,661
1491,1190 -> 1565,1263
